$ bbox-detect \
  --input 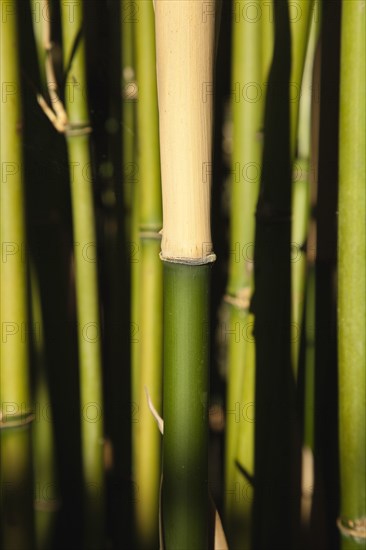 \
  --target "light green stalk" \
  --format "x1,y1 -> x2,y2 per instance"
133,2 -> 163,547
289,1 -> 314,158
338,1 -> 365,548
235,314 -> 255,549
60,2 -> 105,547
224,3 -> 262,548
290,0 -> 317,376
0,1 -> 34,547
303,28 -> 321,453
